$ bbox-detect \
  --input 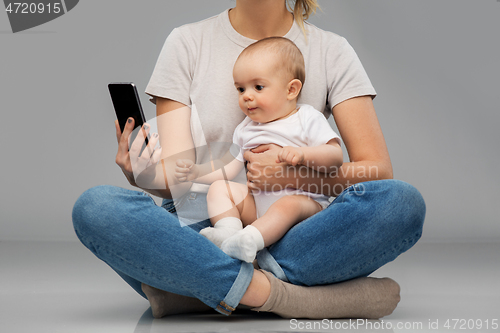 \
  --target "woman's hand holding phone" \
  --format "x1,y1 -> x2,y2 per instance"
115,117 -> 162,188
